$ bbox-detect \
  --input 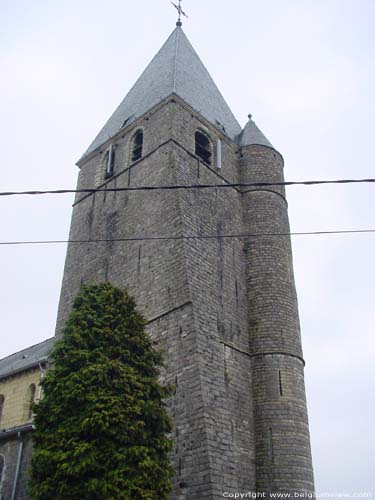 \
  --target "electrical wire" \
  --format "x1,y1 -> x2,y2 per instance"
1,229 -> 374,246
0,178 -> 375,197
